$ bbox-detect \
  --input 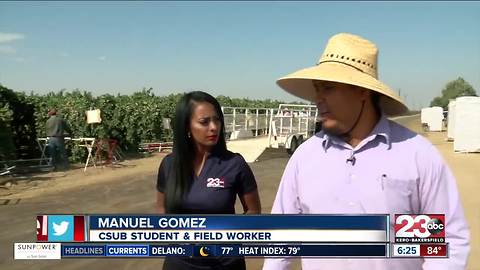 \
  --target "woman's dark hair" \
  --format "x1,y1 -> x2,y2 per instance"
165,91 -> 227,213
